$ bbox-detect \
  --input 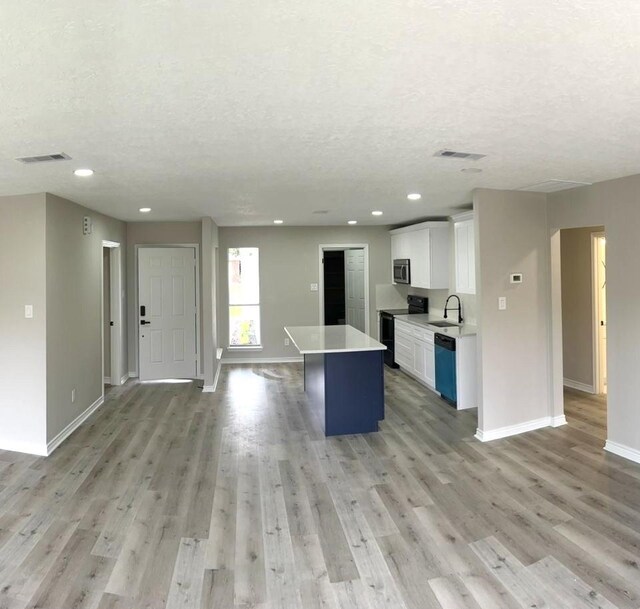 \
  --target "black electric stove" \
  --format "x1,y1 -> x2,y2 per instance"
379,295 -> 428,368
